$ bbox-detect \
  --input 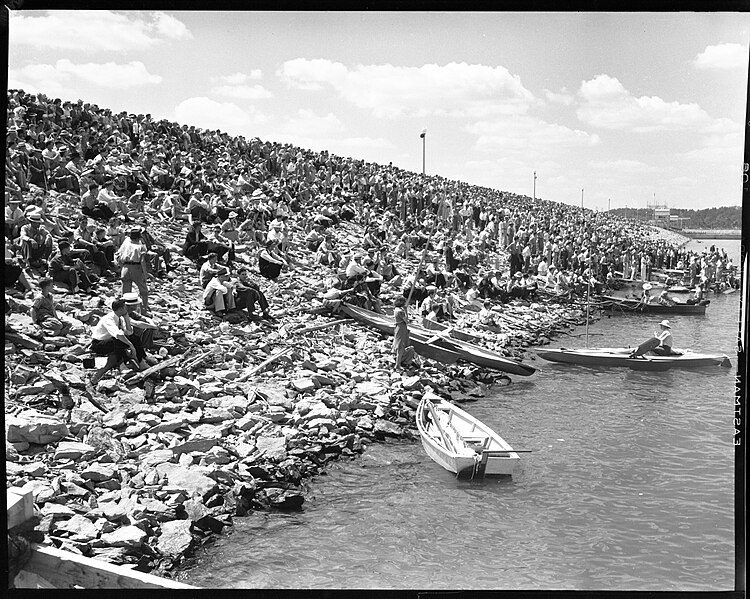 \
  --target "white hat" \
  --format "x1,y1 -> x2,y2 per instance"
228,211 -> 238,218
642,282 -> 653,290
659,320 -> 671,328
122,292 -> 141,305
